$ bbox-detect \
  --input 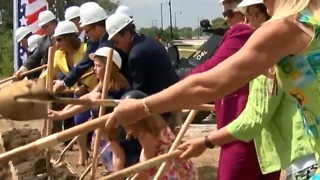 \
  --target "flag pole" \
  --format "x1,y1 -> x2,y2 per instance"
13,0 -> 19,71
